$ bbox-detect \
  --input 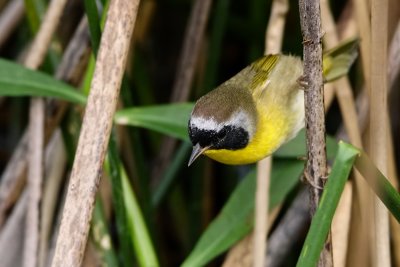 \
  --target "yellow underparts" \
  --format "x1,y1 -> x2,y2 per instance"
204,104 -> 289,165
